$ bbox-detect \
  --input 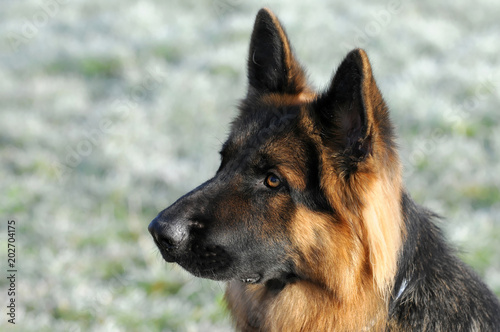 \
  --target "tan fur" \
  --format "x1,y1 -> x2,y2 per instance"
226,207 -> 388,331
276,164 -> 306,191
354,49 -> 404,294
261,92 -> 316,106
304,48 -> 404,297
